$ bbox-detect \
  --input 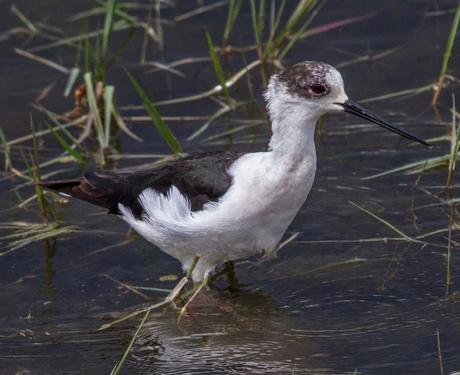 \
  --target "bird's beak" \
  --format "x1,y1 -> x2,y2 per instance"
335,99 -> 429,146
